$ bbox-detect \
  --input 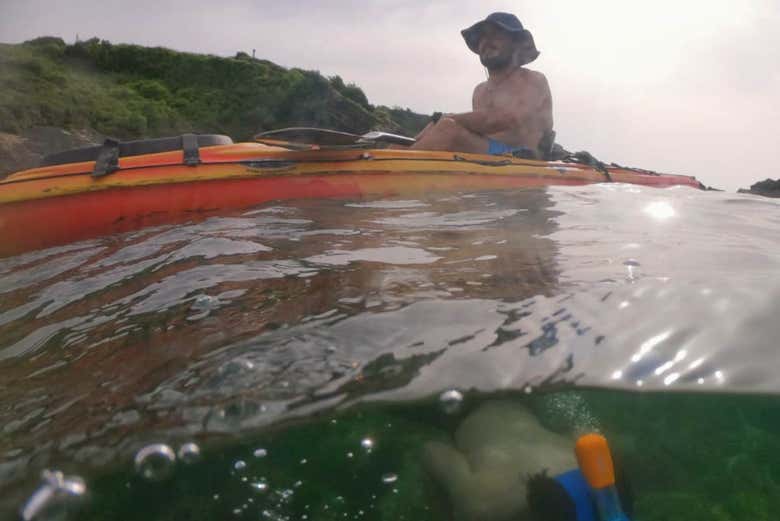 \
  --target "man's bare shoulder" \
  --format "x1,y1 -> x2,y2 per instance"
515,67 -> 549,87
472,81 -> 489,106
